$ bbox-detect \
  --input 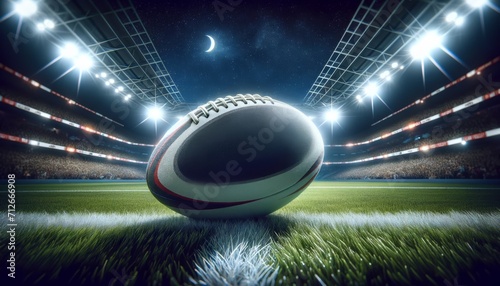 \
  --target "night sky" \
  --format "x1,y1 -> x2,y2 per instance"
1,0 -> 499,144
134,0 -> 358,103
